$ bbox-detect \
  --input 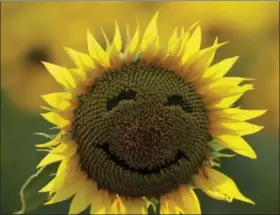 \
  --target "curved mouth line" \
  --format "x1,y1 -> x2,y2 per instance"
97,142 -> 189,175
